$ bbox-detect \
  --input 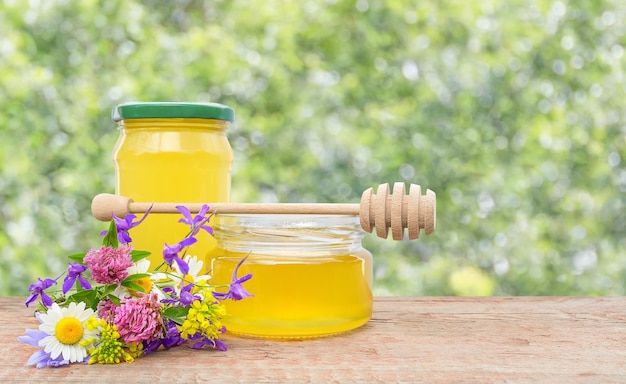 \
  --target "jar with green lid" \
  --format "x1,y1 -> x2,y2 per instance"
208,214 -> 373,338
112,102 -> 233,269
